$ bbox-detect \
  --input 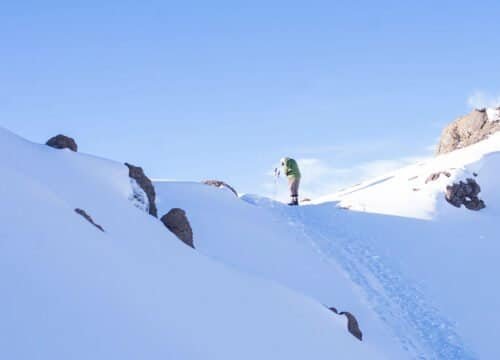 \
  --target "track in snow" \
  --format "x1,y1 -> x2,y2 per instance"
252,198 -> 475,360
